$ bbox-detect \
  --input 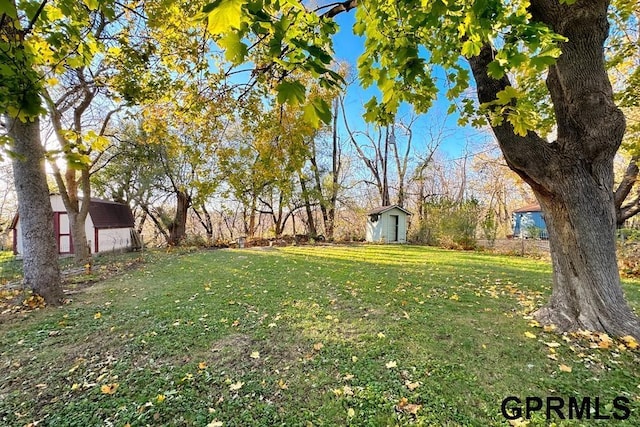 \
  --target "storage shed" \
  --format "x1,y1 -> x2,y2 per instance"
11,195 -> 139,255
366,205 -> 411,243
512,203 -> 548,239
